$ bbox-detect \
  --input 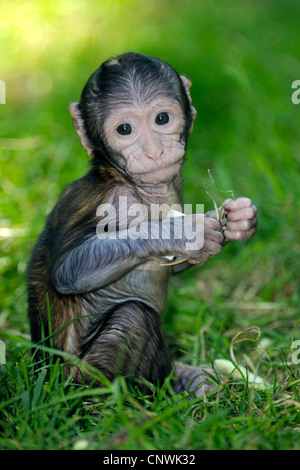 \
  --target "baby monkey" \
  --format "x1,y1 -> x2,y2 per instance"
28,53 -> 257,396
